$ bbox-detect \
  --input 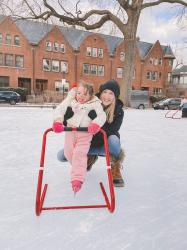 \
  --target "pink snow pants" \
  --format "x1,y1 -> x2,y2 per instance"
64,131 -> 93,183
